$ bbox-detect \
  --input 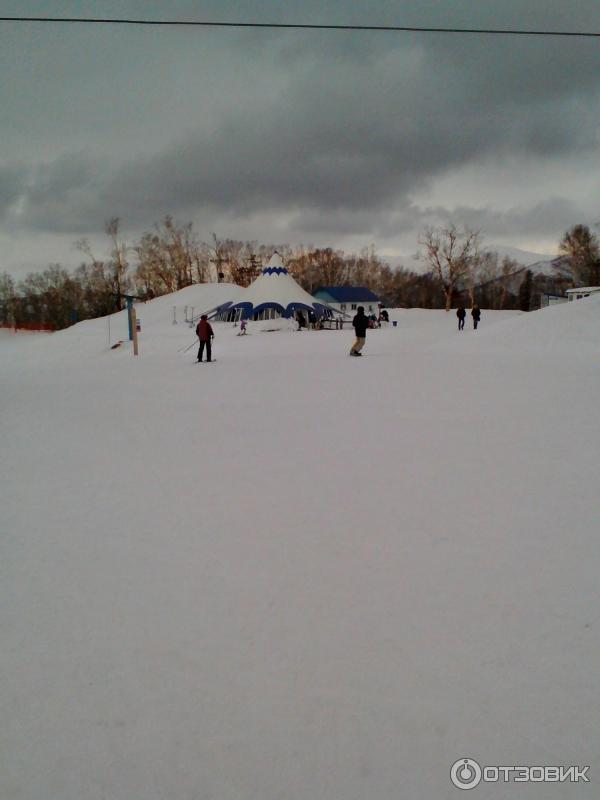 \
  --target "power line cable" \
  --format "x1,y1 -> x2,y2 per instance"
0,17 -> 599,37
